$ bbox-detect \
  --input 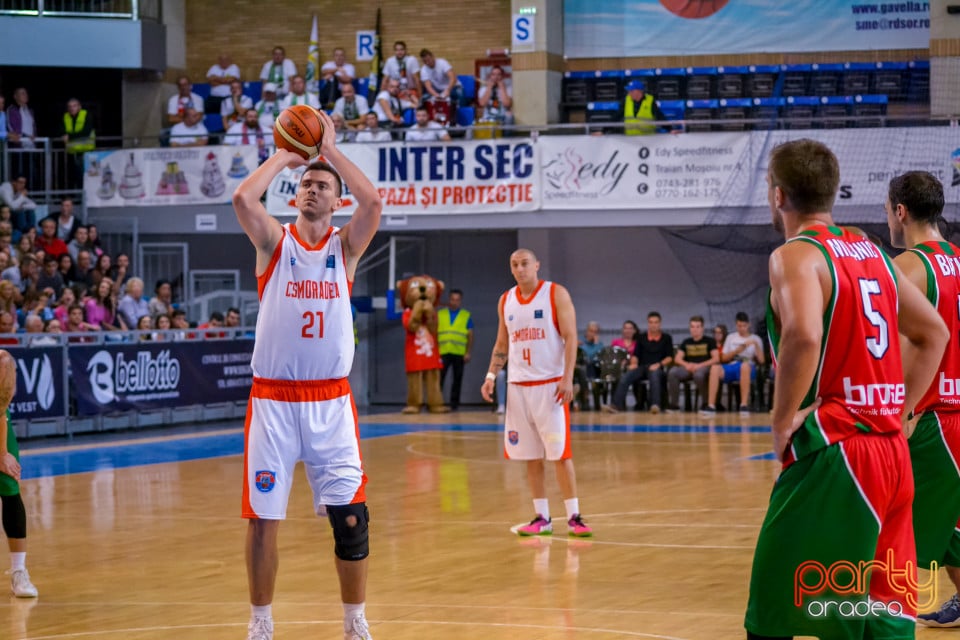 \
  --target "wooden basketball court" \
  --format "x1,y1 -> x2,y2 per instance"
0,409 -> 952,639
